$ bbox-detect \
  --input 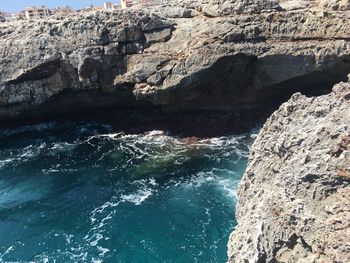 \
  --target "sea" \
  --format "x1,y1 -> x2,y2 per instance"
0,122 -> 256,263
